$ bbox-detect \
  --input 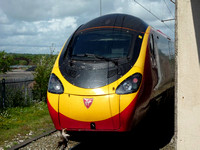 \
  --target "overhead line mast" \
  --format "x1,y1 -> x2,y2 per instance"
100,0 -> 102,16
